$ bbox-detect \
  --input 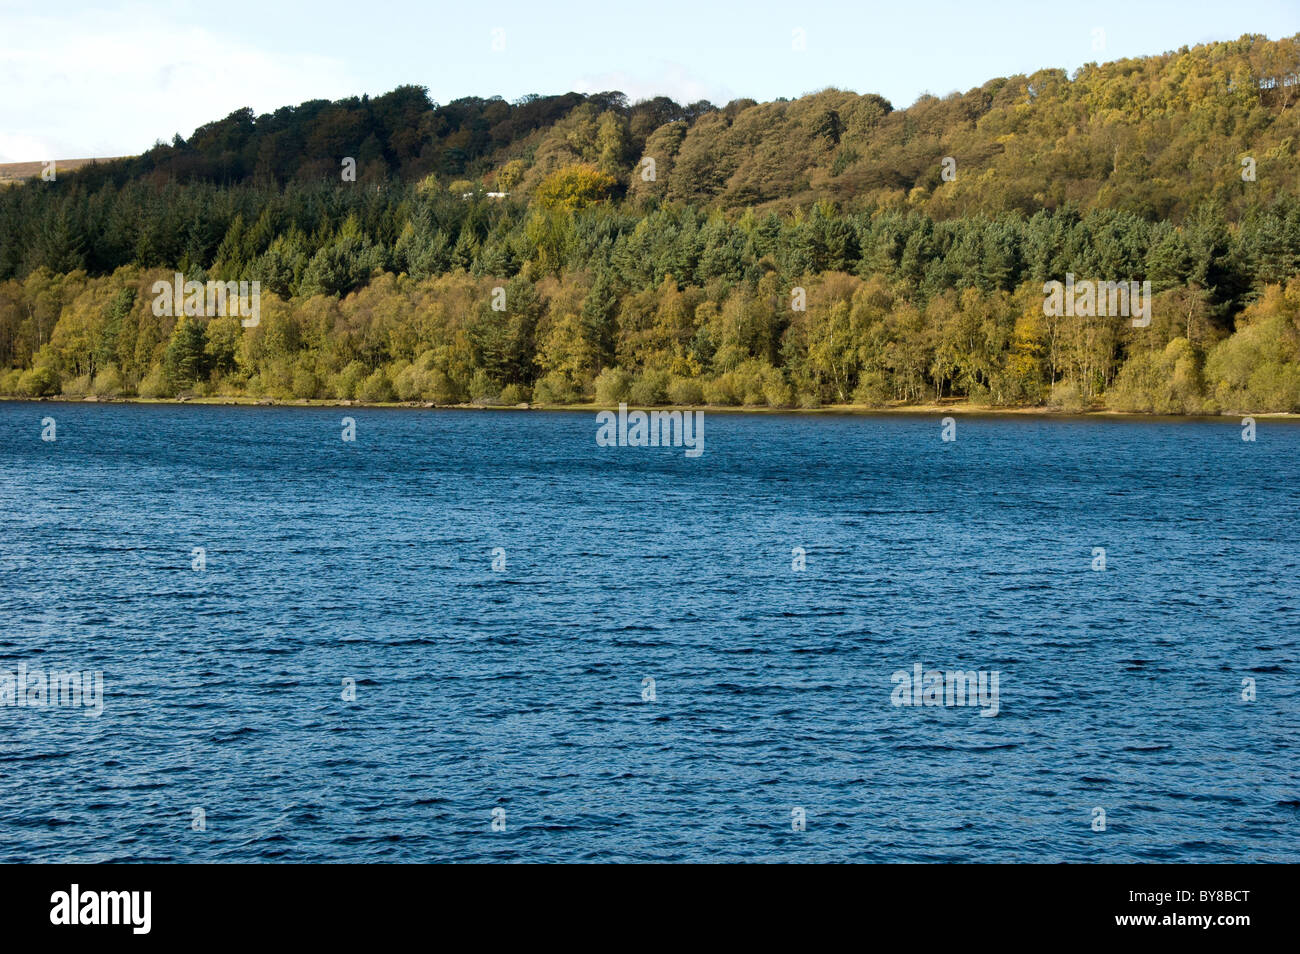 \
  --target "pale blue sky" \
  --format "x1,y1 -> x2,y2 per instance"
1,0 -> 1297,161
